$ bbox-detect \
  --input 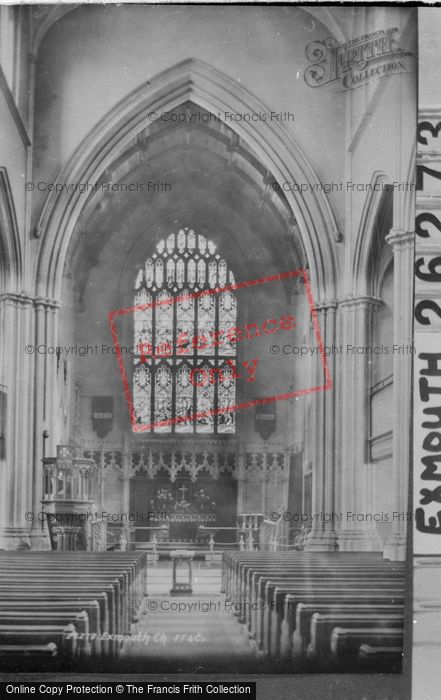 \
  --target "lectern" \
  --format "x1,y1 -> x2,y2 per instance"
170,550 -> 195,595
